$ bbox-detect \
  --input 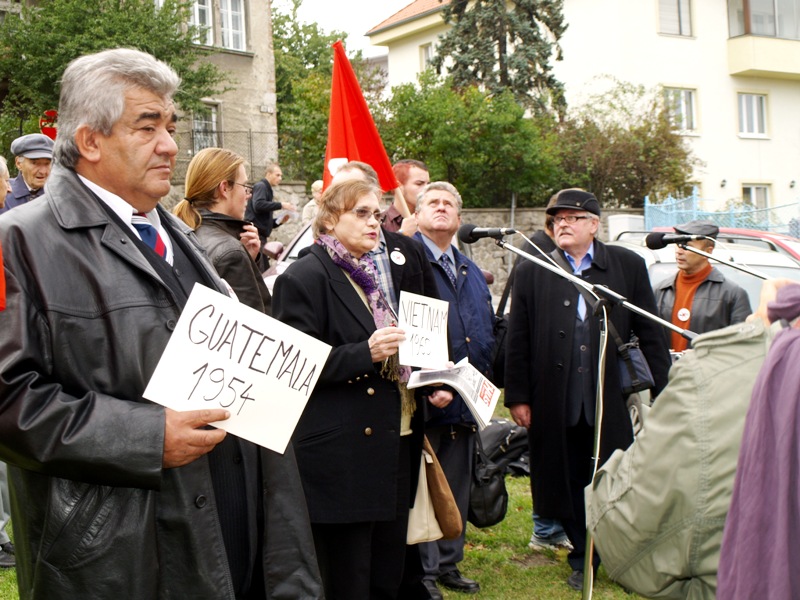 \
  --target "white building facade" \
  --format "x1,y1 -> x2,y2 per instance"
368,0 -> 800,209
